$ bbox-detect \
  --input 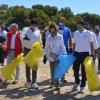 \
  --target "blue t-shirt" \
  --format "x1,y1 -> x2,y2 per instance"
58,26 -> 71,48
